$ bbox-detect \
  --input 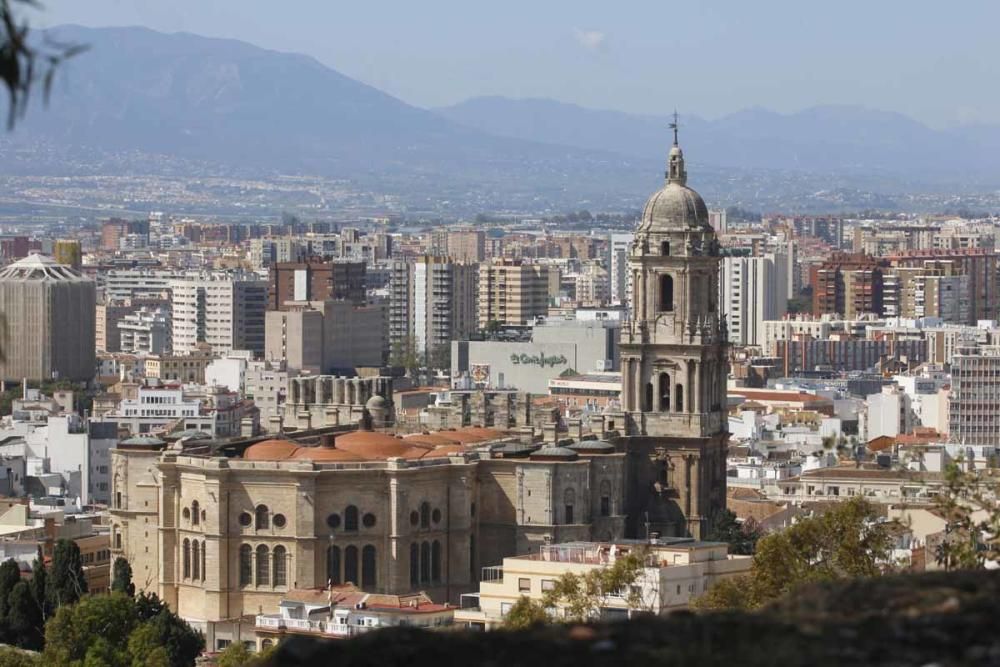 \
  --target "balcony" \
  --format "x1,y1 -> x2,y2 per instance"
255,614 -> 374,638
